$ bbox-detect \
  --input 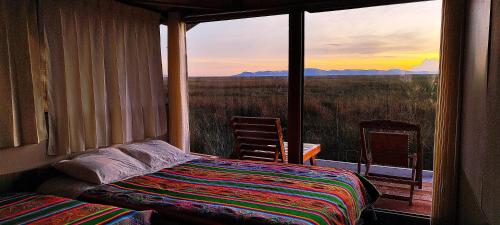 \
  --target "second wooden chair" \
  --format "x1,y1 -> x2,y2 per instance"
358,120 -> 422,206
